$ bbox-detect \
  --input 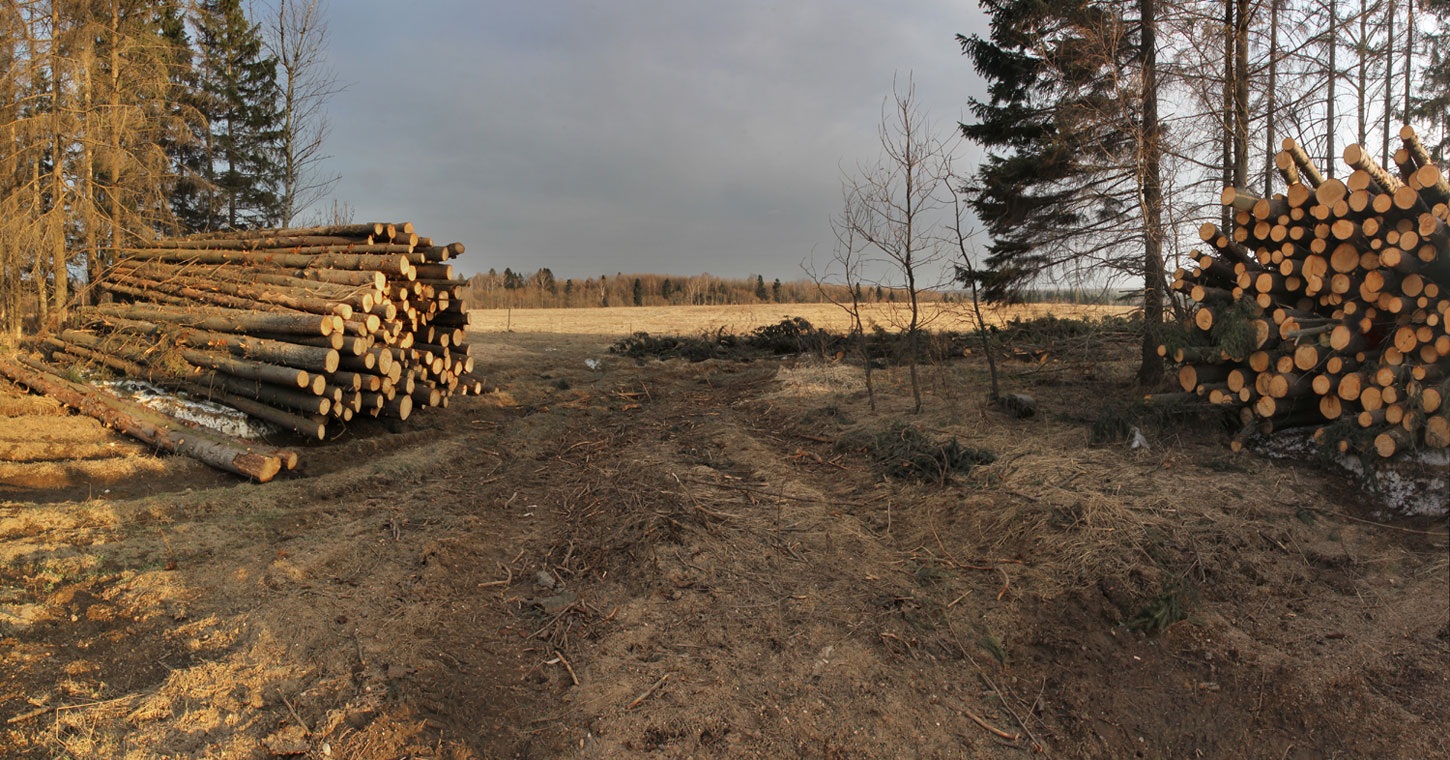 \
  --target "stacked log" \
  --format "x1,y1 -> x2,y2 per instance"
0,355 -> 296,482
1168,126 -> 1450,459
41,222 -> 485,443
